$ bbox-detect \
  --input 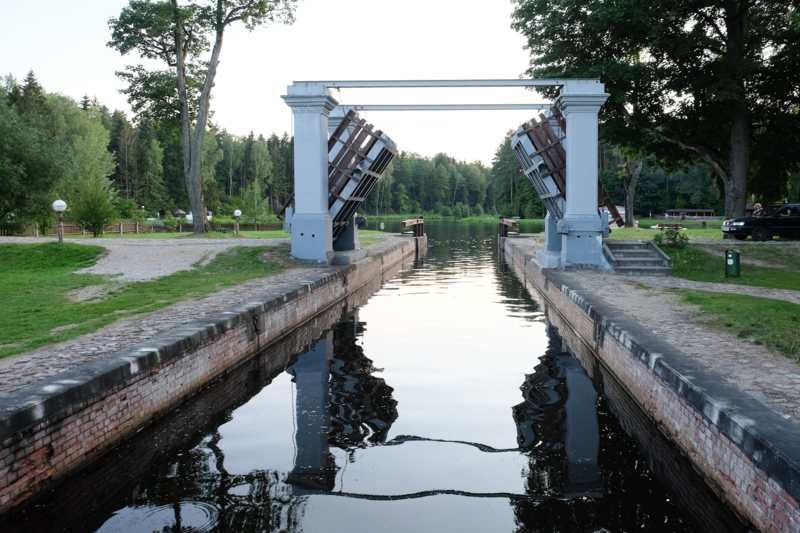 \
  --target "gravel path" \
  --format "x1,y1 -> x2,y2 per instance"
0,236 -> 292,281
621,276 -> 800,306
0,235 -> 402,397
506,237 -> 800,428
